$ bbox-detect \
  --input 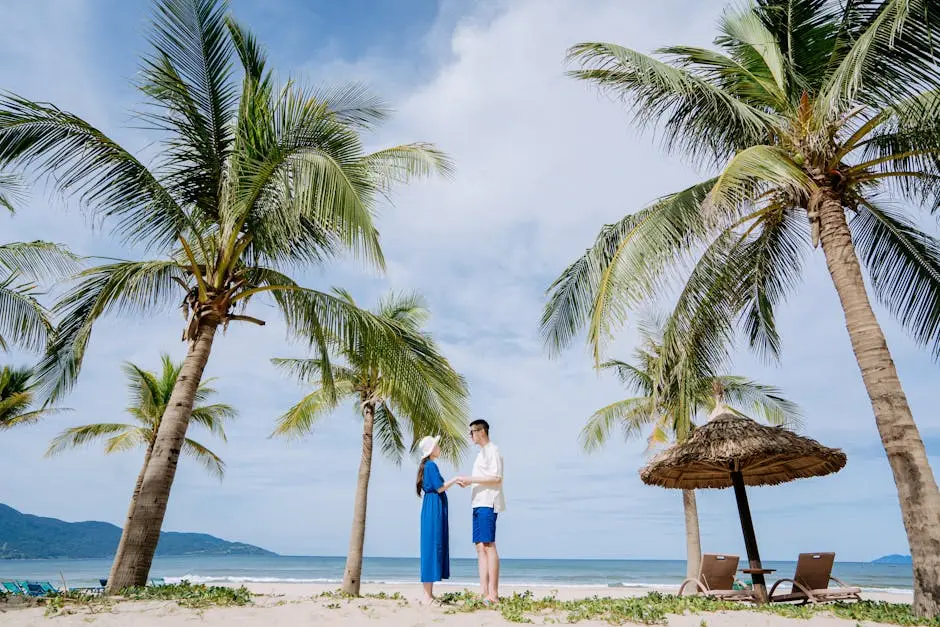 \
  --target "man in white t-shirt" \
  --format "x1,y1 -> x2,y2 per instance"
456,419 -> 505,605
